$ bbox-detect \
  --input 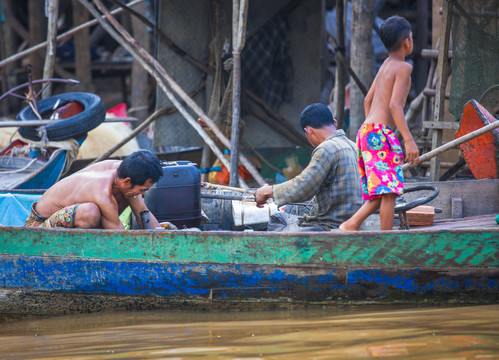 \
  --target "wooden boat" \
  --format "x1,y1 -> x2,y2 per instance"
0,179 -> 497,315
0,137 -> 84,190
